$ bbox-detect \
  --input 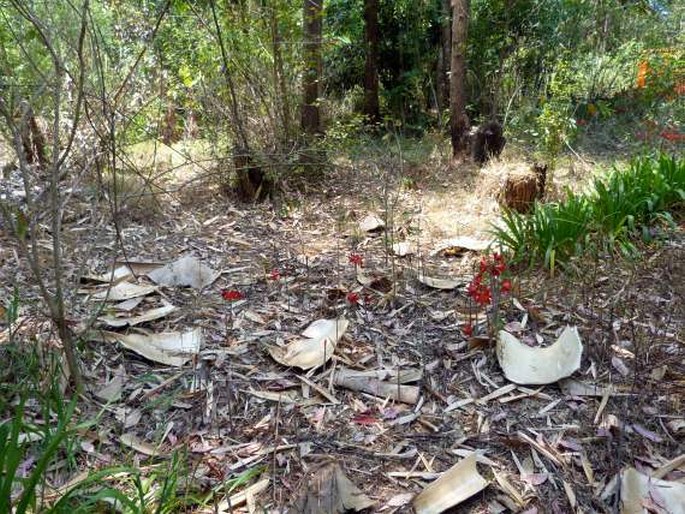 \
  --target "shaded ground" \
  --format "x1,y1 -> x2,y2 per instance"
0,143 -> 683,513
